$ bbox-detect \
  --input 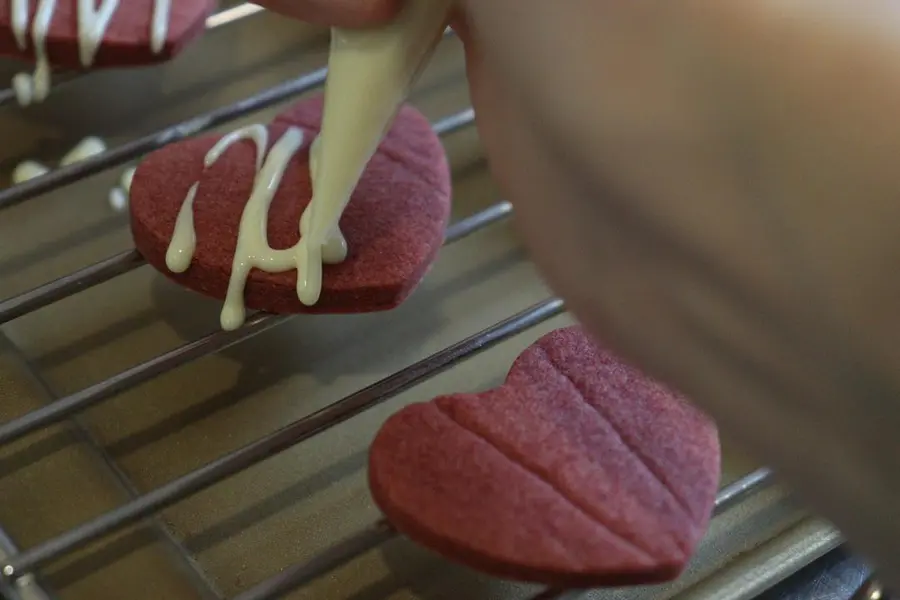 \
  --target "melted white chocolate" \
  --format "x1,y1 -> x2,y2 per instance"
120,165 -> 136,192
150,0 -> 170,53
11,160 -> 49,184
12,135 -> 106,183
303,135 -> 348,264
108,187 -> 127,211
163,125 -> 348,331
108,166 -> 135,211
294,0 -> 452,305
165,182 -> 198,272
60,135 -> 107,166
11,136 -> 136,212
10,0 -> 27,48
76,0 -> 119,67
10,0 -> 172,106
